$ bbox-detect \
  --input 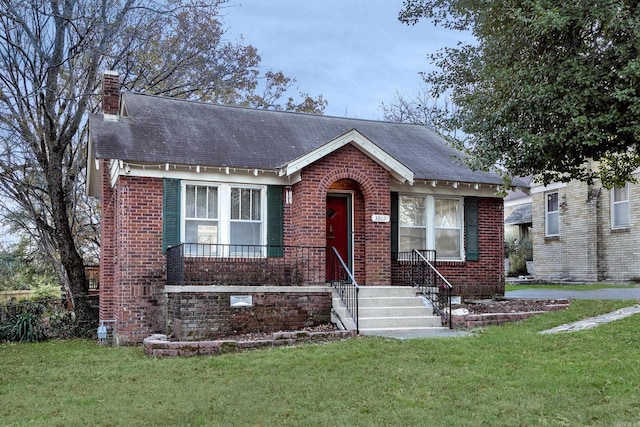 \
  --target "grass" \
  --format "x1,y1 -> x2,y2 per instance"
2,299 -> 640,426
505,282 -> 640,292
